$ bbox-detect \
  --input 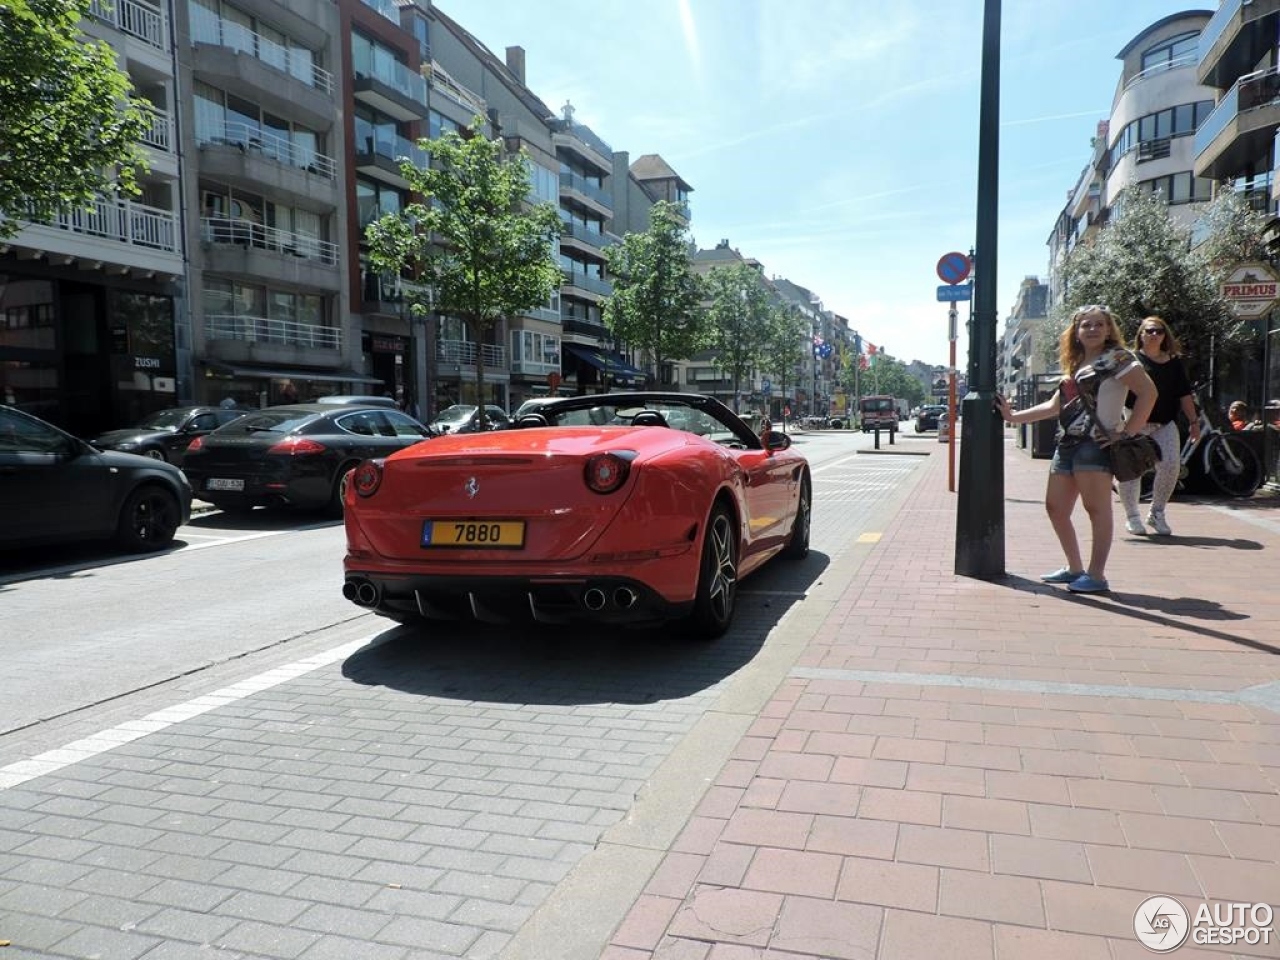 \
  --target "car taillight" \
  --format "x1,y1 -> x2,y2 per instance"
353,459 -> 383,497
186,436 -> 205,453
584,451 -> 635,494
267,436 -> 326,455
